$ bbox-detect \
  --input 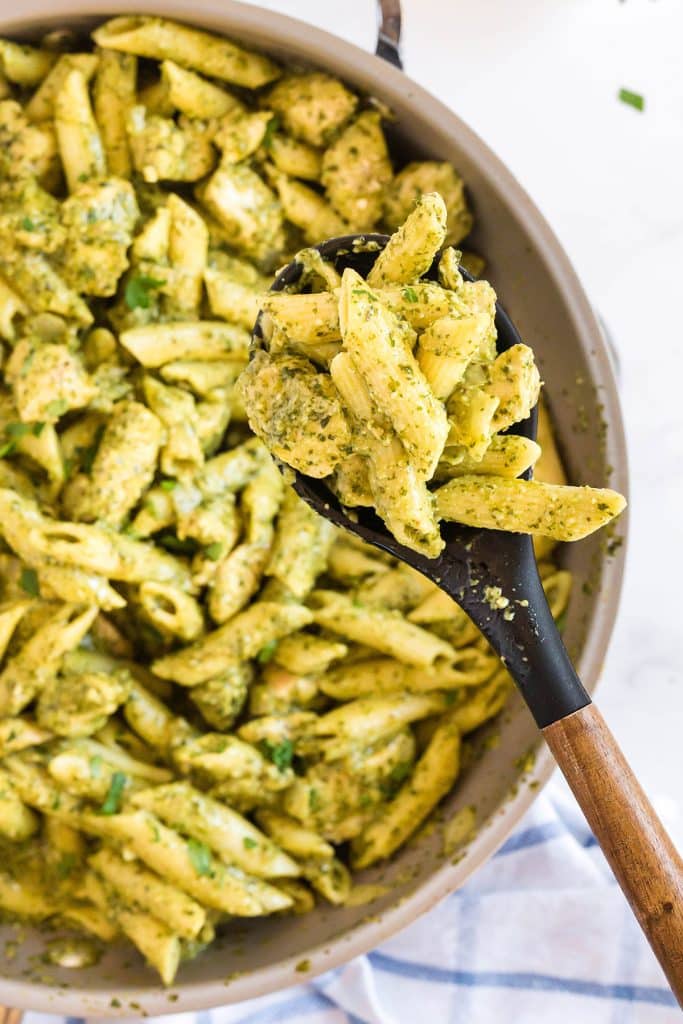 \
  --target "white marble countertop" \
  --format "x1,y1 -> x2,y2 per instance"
249,0 -> 683,848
